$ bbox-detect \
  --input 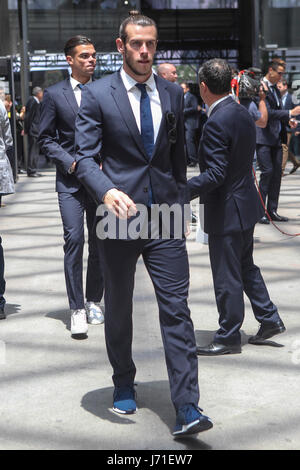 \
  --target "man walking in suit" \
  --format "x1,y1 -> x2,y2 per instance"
181,82 -> 199,167
277,79 -> 300,175
187,58 -> 286,355
24,87 -> 43,177
38,36 -> 104,337
74,11 -> 212,437
256,62 -> 300,224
